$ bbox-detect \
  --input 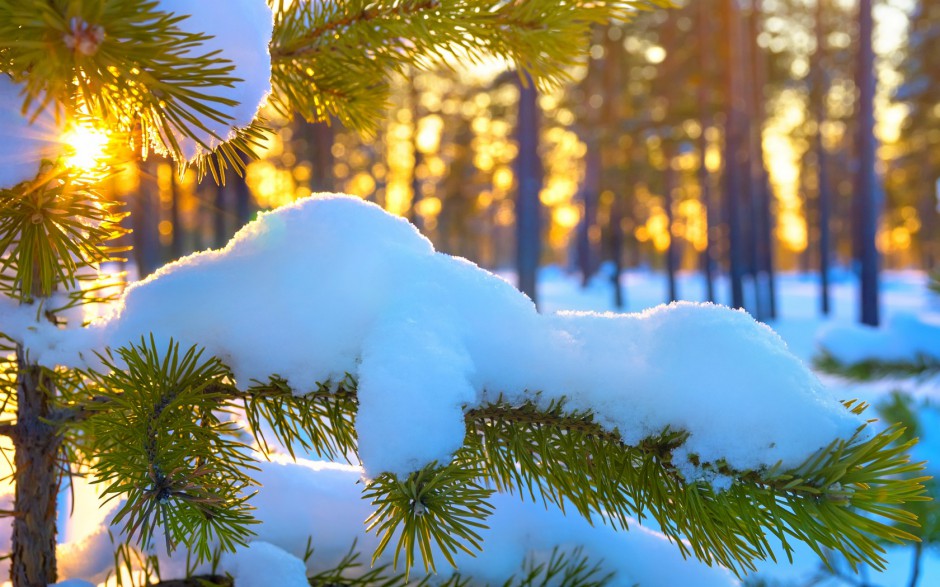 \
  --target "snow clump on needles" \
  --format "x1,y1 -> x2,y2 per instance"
12,194 -> 861,482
